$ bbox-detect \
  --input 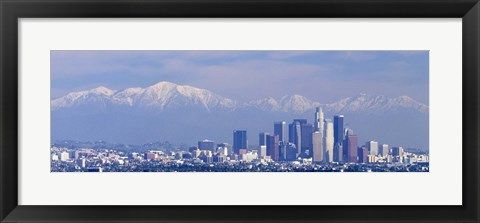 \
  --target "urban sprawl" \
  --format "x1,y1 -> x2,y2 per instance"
51,107 -> 429,172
